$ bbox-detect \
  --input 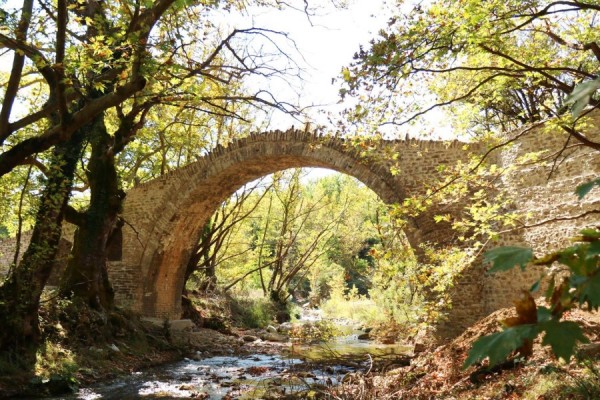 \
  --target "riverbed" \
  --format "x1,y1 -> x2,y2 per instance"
51,309 -> 411,400
60,329 -> 408,399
